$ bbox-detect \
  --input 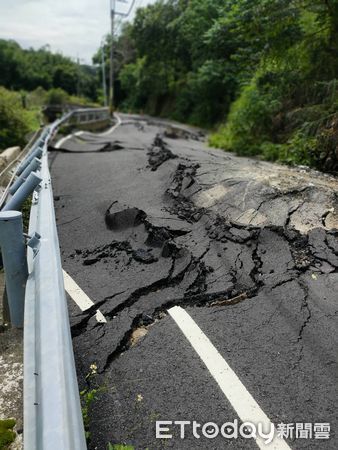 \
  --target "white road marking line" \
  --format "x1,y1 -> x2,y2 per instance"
99,112 -> 122,136
95,310 -> 107,324
168,306 -> 292,450
63,270 -> 107,323
54,113 -> 122,148
55,134 -> 72,149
